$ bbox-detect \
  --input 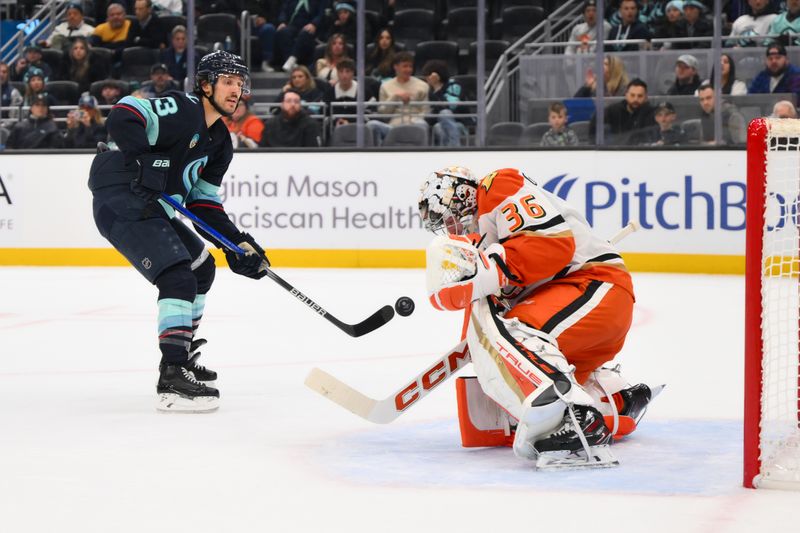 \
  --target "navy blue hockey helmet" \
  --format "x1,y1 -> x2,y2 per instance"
195,50 -> 251,96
